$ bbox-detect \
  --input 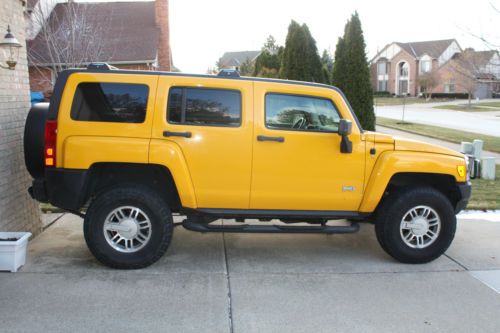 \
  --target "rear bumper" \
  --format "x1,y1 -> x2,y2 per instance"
28,168 -> 87,211
455,181 -> 472,214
